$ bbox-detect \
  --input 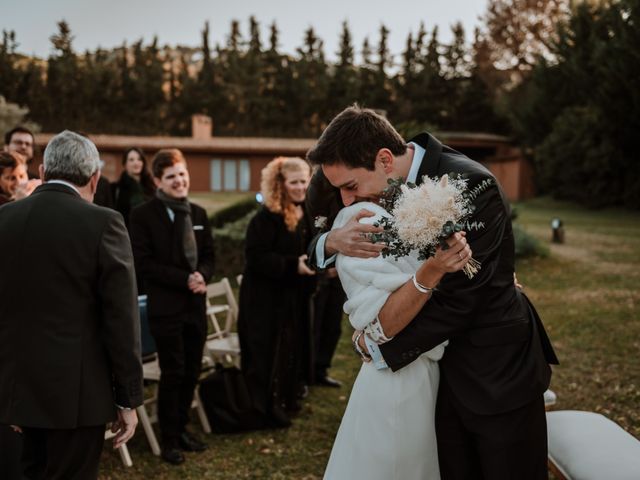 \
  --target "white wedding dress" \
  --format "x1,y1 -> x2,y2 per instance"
323,202 -> 444,480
